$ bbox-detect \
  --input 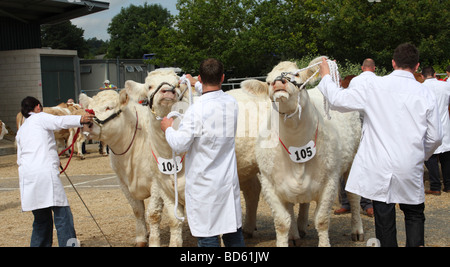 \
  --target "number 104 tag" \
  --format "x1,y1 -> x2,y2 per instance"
288,140 -> 316,163
157,156 -> 183,175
